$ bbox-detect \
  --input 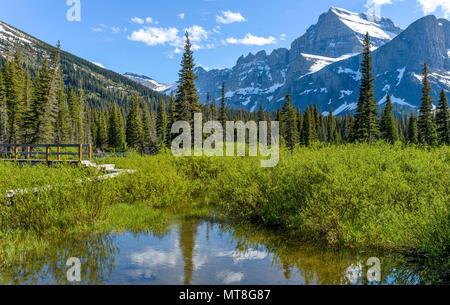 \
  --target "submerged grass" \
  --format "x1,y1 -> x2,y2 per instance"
0,143 -> 448,283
